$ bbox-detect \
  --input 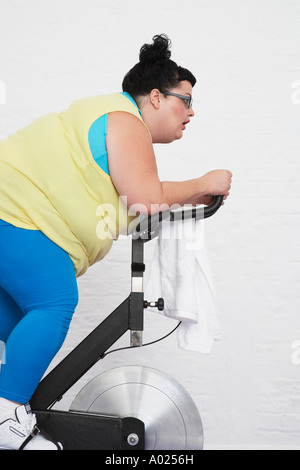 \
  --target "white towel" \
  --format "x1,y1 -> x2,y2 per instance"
145,216 -> 221,353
